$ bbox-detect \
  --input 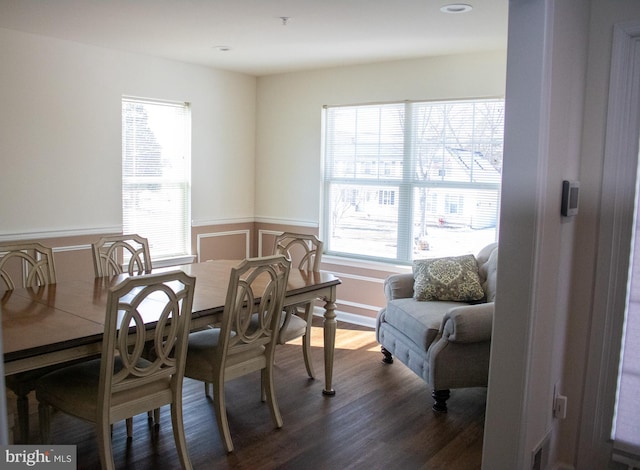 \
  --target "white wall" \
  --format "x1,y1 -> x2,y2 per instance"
254,52 -> 507,225
0,27 -> 257,238
485,1 -> 640,469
